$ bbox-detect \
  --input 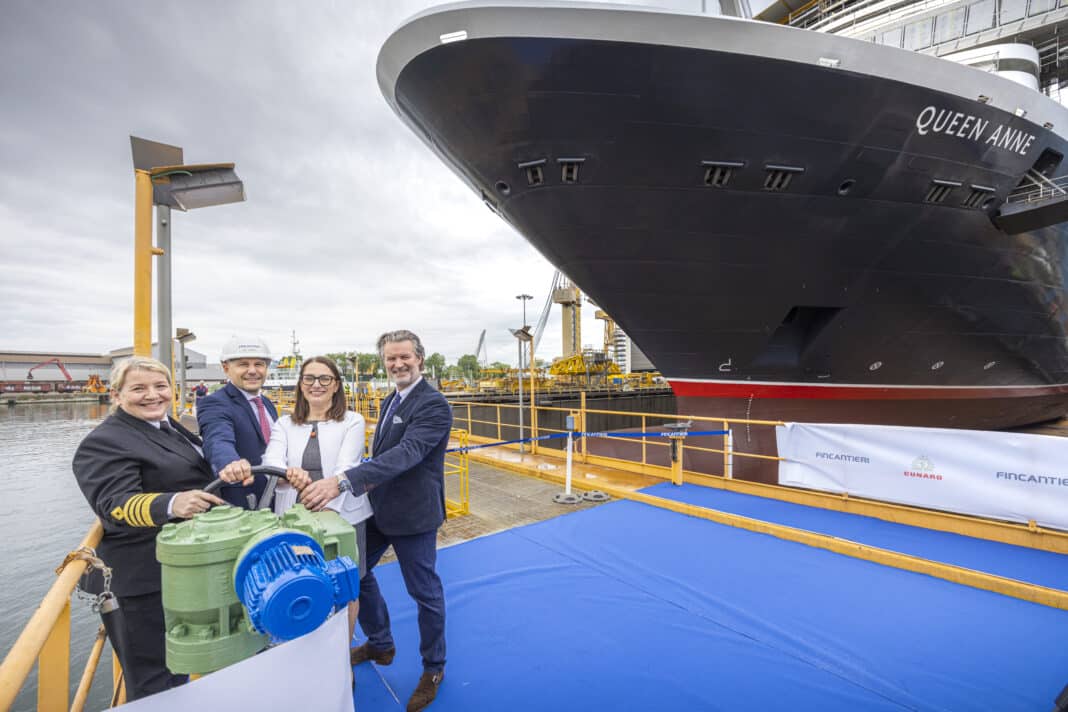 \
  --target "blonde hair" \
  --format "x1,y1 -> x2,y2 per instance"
109,356 -> 172,412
